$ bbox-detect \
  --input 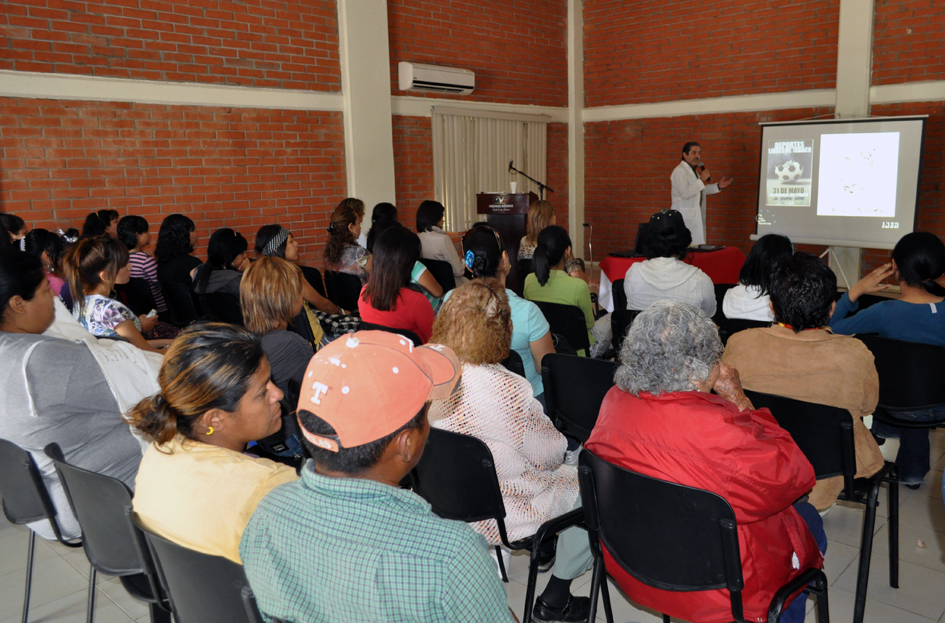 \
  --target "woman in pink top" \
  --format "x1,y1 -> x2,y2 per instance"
23,229 -> 67,298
